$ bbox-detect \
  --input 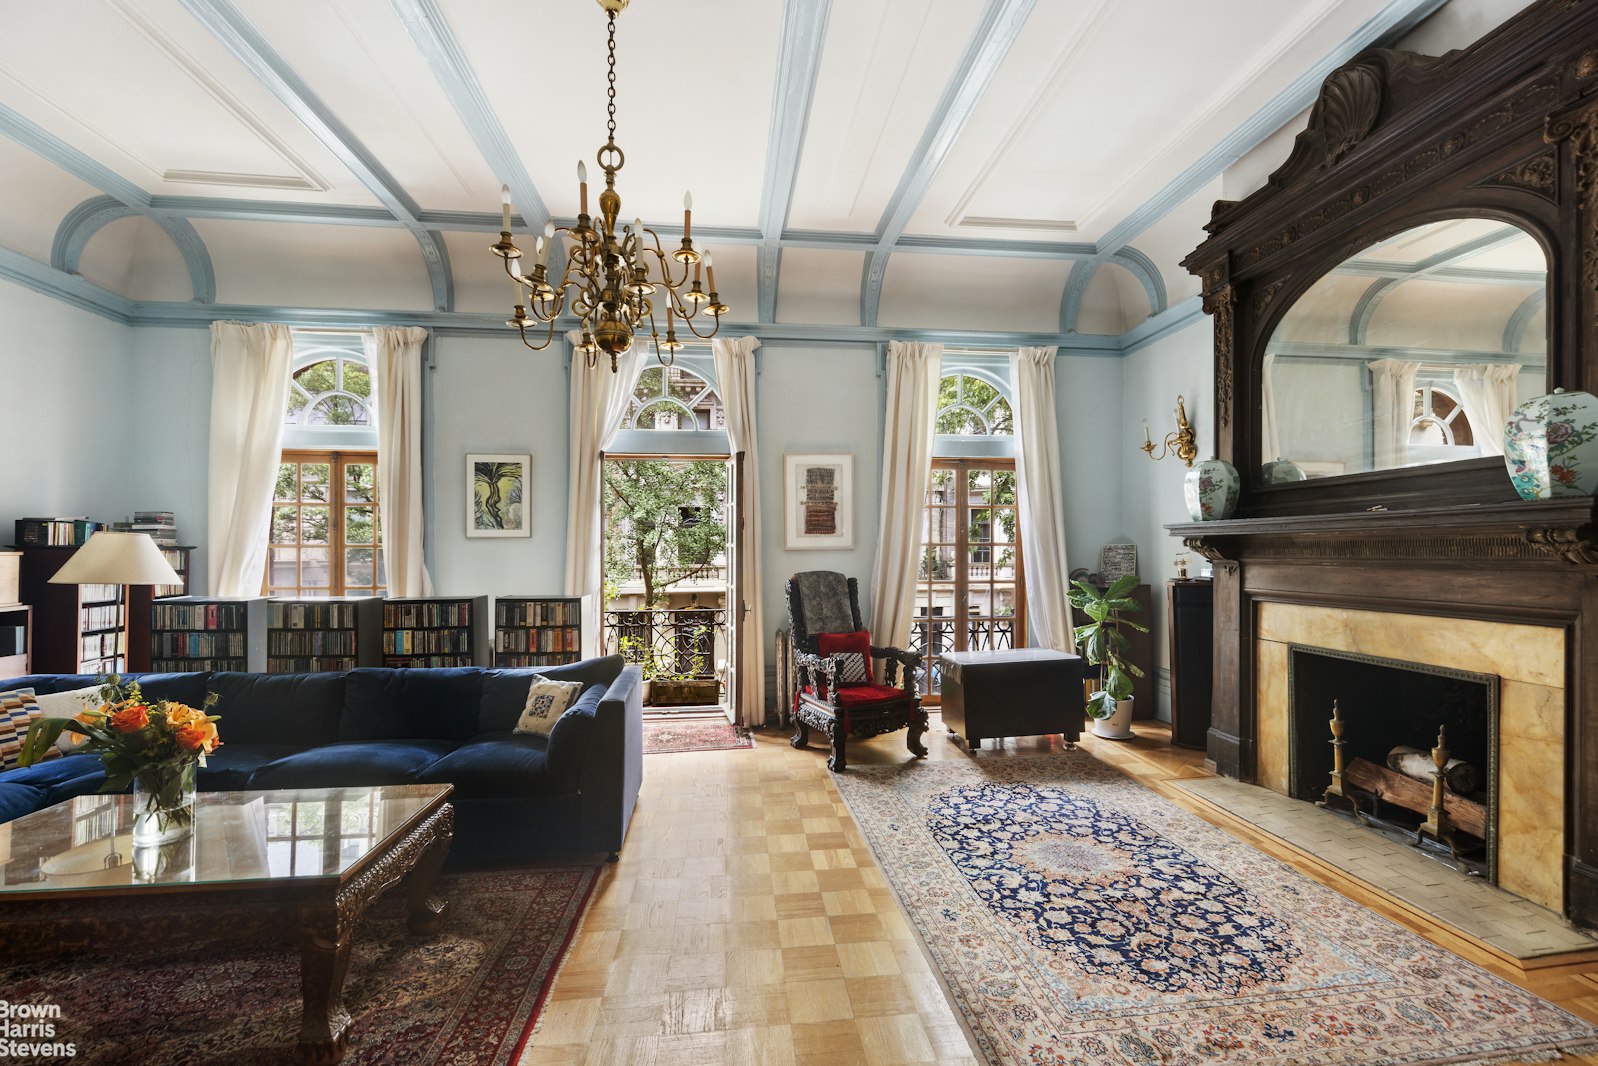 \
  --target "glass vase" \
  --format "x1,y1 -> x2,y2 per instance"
131,762 -> 198,847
